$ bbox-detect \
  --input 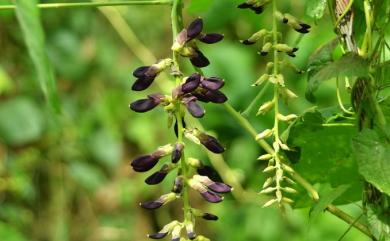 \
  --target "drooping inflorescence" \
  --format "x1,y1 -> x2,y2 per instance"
129,16 -> 231,241
238,0 -> 311,208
